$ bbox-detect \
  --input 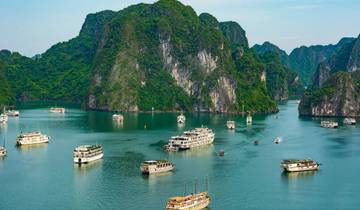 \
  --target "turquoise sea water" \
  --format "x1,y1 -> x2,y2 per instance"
0,101 -> 360,210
